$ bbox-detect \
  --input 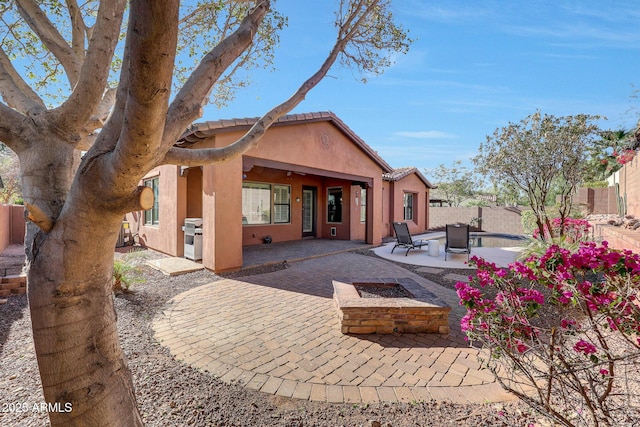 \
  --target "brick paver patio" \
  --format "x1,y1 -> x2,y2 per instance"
153,252 -> 514,404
